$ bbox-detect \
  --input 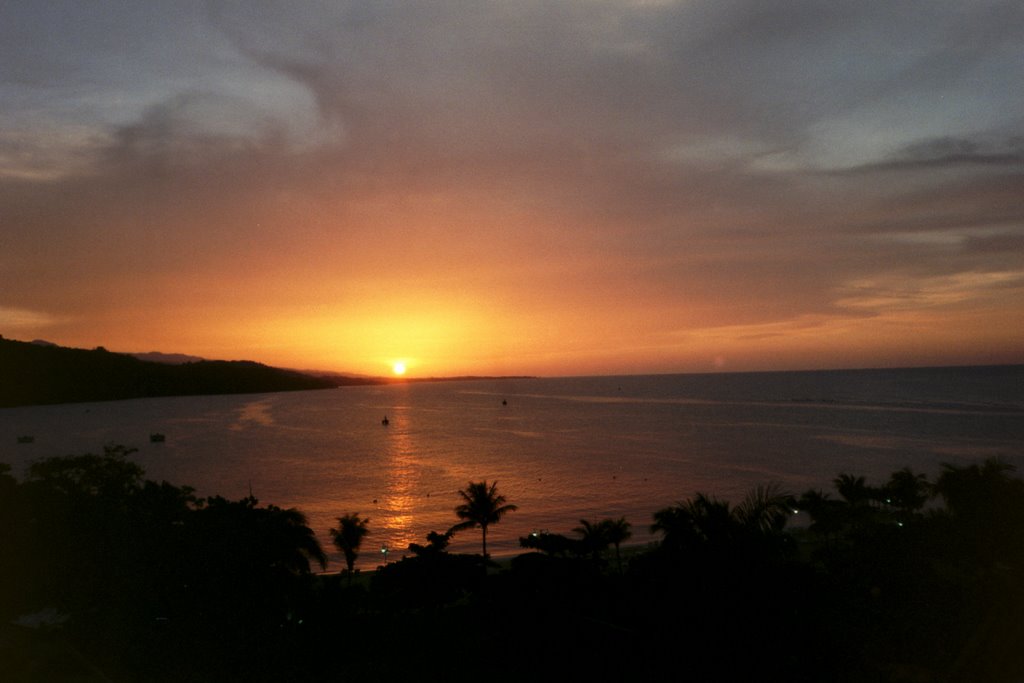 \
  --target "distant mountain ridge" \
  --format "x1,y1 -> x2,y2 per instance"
129,350 -> 206,365
0,336 -> 375,408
